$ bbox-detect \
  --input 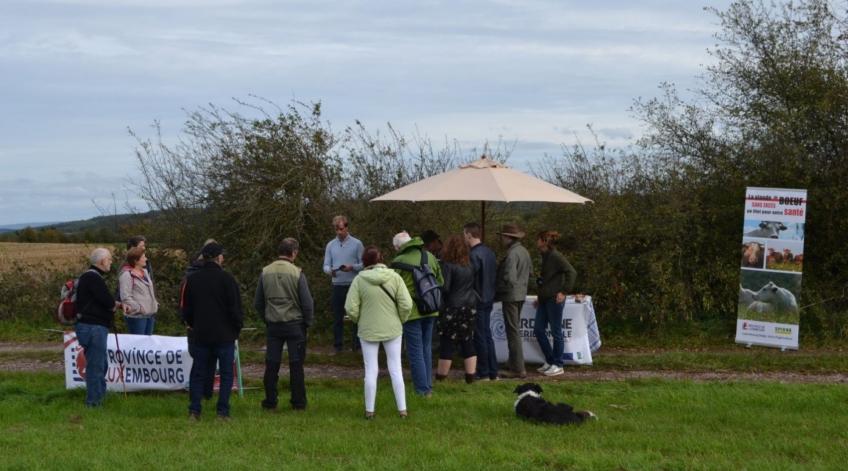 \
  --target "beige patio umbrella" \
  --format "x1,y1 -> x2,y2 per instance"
371,156 -> 592,238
